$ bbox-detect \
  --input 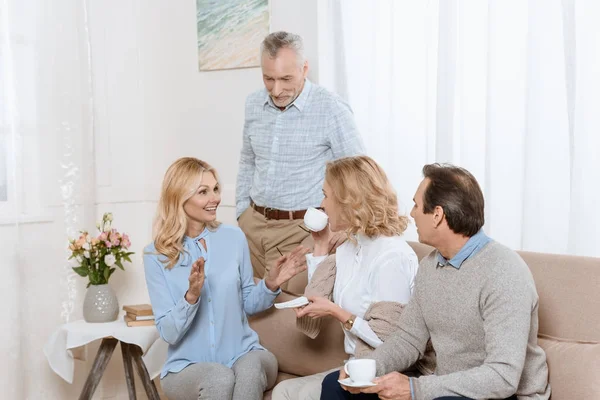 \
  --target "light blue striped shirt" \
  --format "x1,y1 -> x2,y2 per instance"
235,79 -> 365,218
143,225 -> 279,378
